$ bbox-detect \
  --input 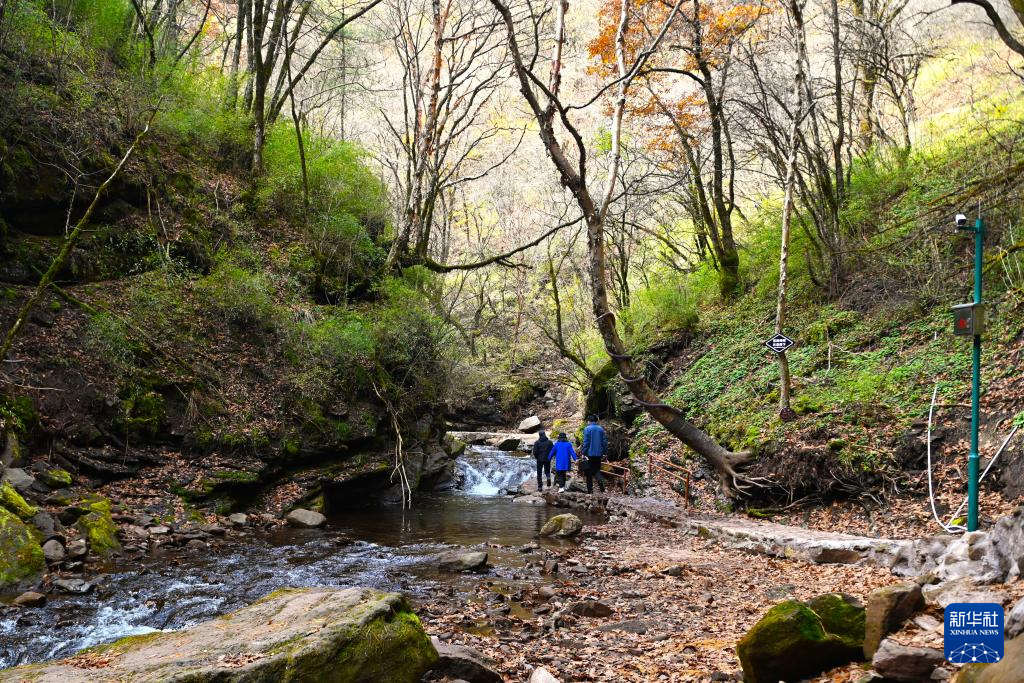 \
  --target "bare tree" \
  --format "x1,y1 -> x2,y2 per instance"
375,0 -> 522,270
226,0 -> 383,173
775,0 -> 810,418
489,0 -> 758,493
